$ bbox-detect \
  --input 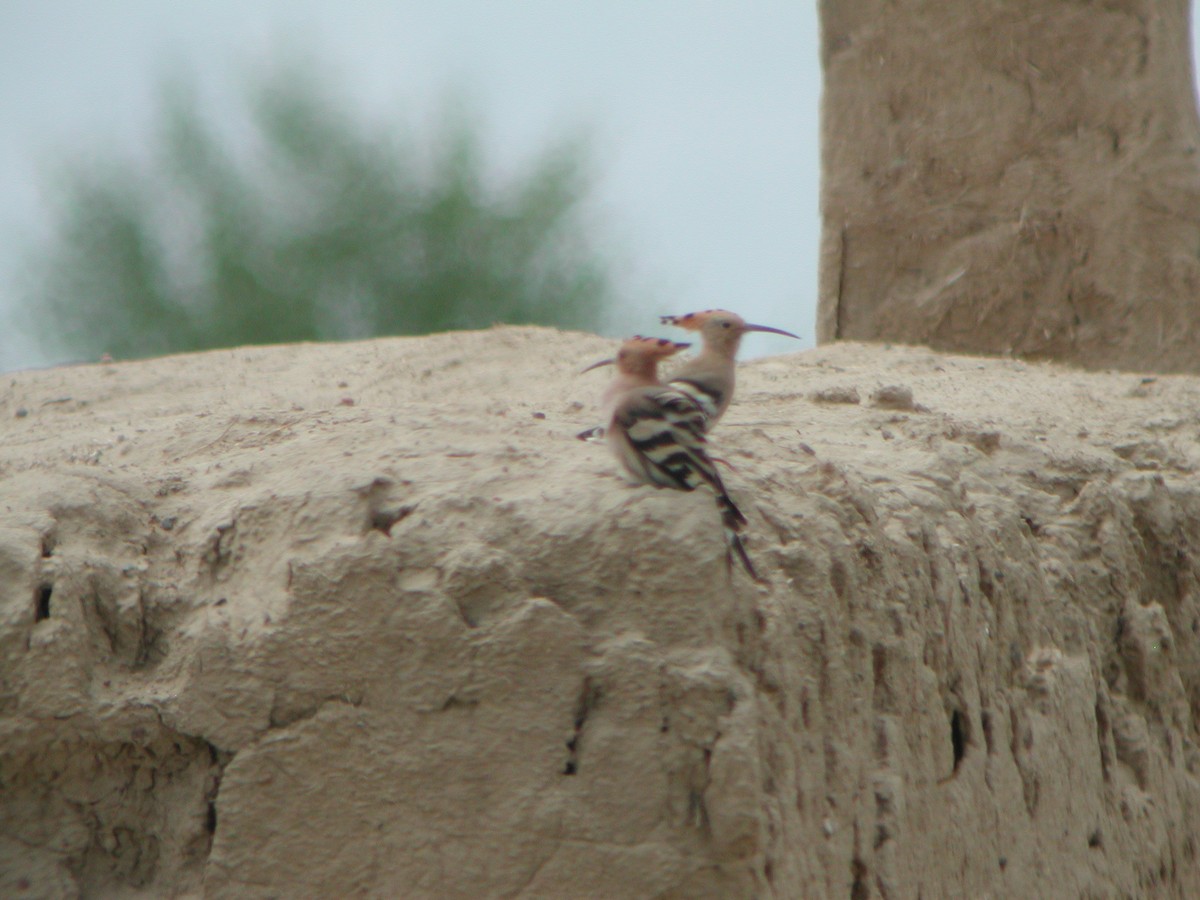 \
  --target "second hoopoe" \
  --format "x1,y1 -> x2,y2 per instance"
583,335 -> 761,581
659,309 -> 800,428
